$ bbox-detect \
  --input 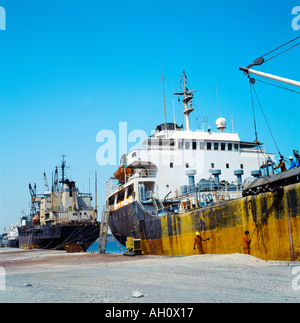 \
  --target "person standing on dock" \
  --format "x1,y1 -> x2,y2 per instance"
242,231 -> 251,255
194,231 -> 209,254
